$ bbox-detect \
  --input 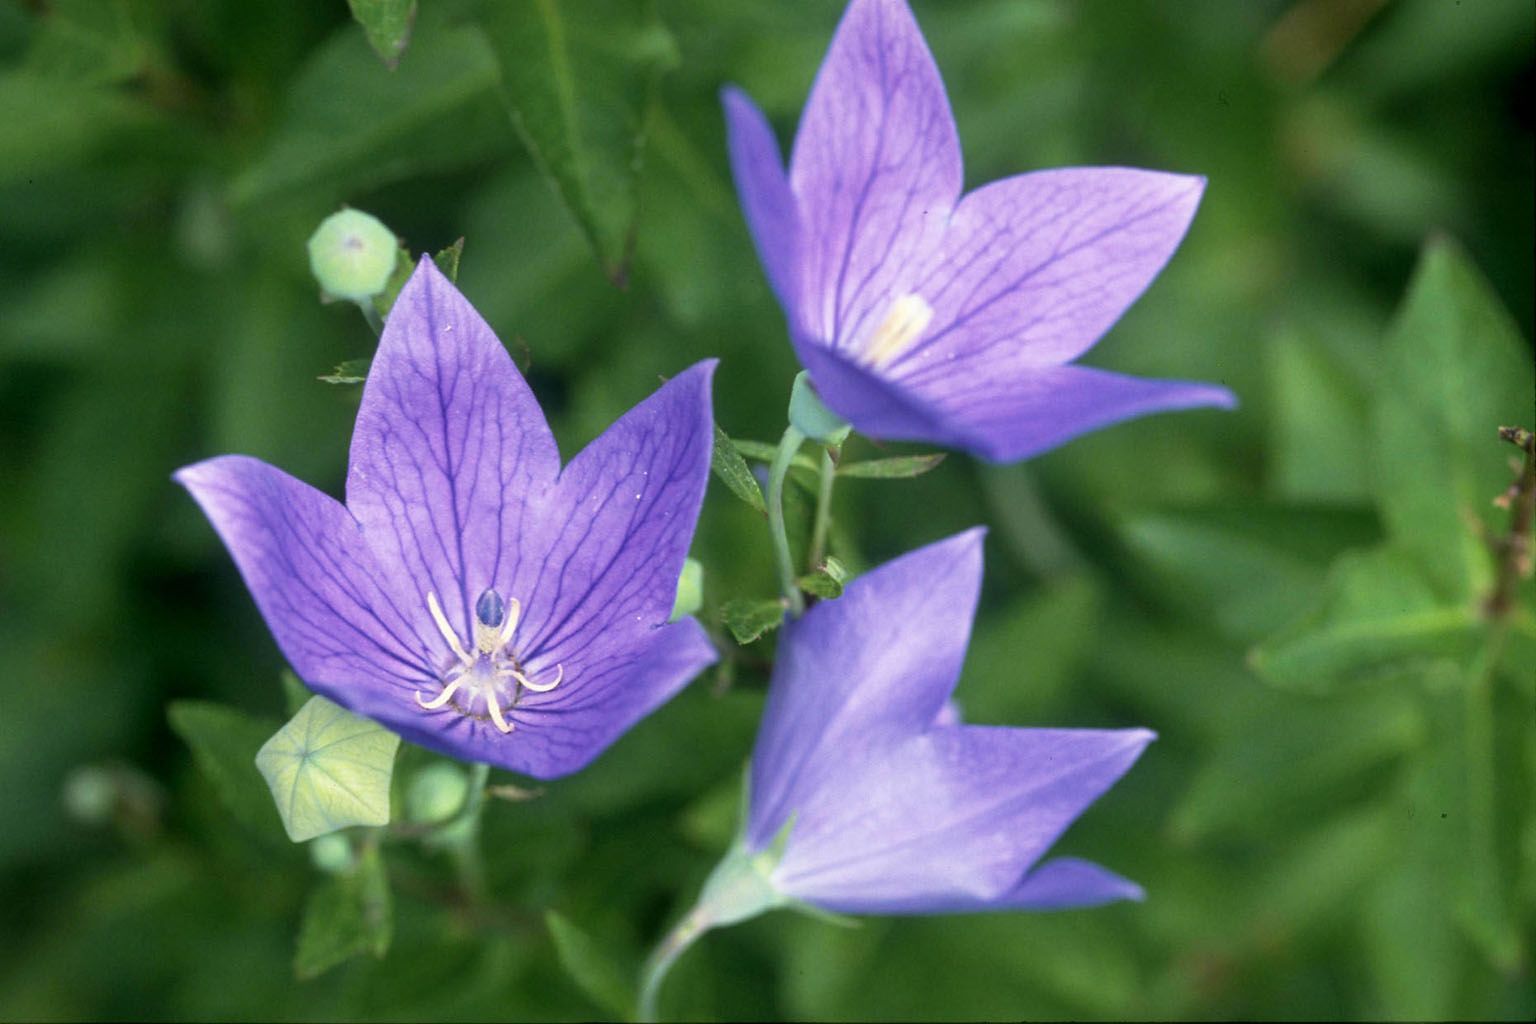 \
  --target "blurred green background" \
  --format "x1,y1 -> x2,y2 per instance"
1,0 -> 1532,1019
